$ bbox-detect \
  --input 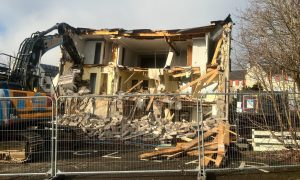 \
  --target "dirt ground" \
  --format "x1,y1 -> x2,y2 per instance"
0,168 -> 300,180
0,142 -> 300,179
